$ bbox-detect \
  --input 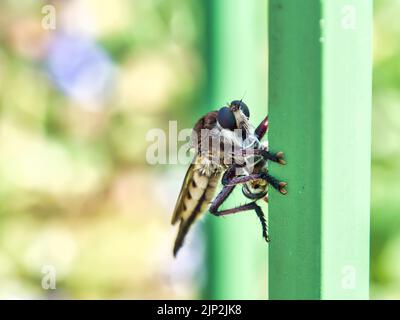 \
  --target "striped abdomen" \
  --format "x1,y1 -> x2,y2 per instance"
171,156 -> 221,256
